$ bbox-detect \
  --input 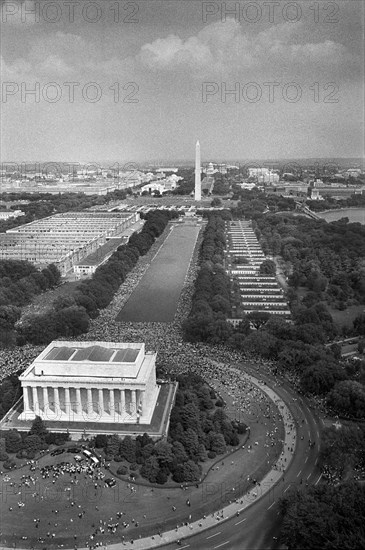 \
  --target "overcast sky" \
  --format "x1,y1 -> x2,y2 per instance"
1,0 -> 364,164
